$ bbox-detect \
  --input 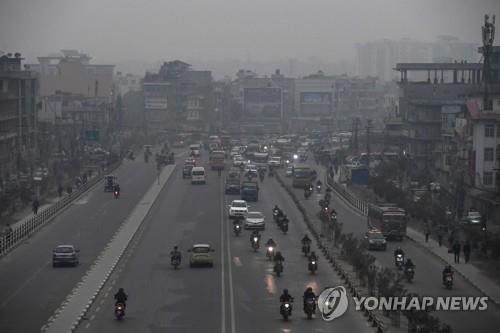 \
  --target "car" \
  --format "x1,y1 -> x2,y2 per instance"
228,200 -> 249,219
191,166 -> 206,184
244,211 -> 265,230
189,144 -> 201,157
232,155 -> 245,167
182,165 -> 193,178
268,156 -> 282,168
460,210 -> 482,226
364,230 -> 387,251
227,168 -> 241,179
285,166 -> 294,177
52,245 -> 80,267
185,157 -> 196,166
225,177 -> 240,194
189,243 -> 214,267
244,164 -> 258,177
230,148 -> 241,158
